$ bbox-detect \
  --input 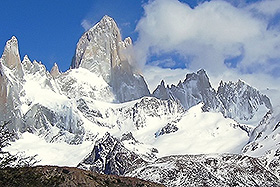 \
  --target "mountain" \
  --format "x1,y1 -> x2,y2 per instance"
0,36 -> 24,131
127,154 -> 280,187
242,106 -> 280,178
217,80 -> 272,122
0,15 -> 279,186
78,132 -> 148,175
71,15 -> 150,102
0,37 -> 85,143
50,63 -> 60,78
153,69 -> 219,111
1,36 -> 23,77
153,69 -> 272,123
